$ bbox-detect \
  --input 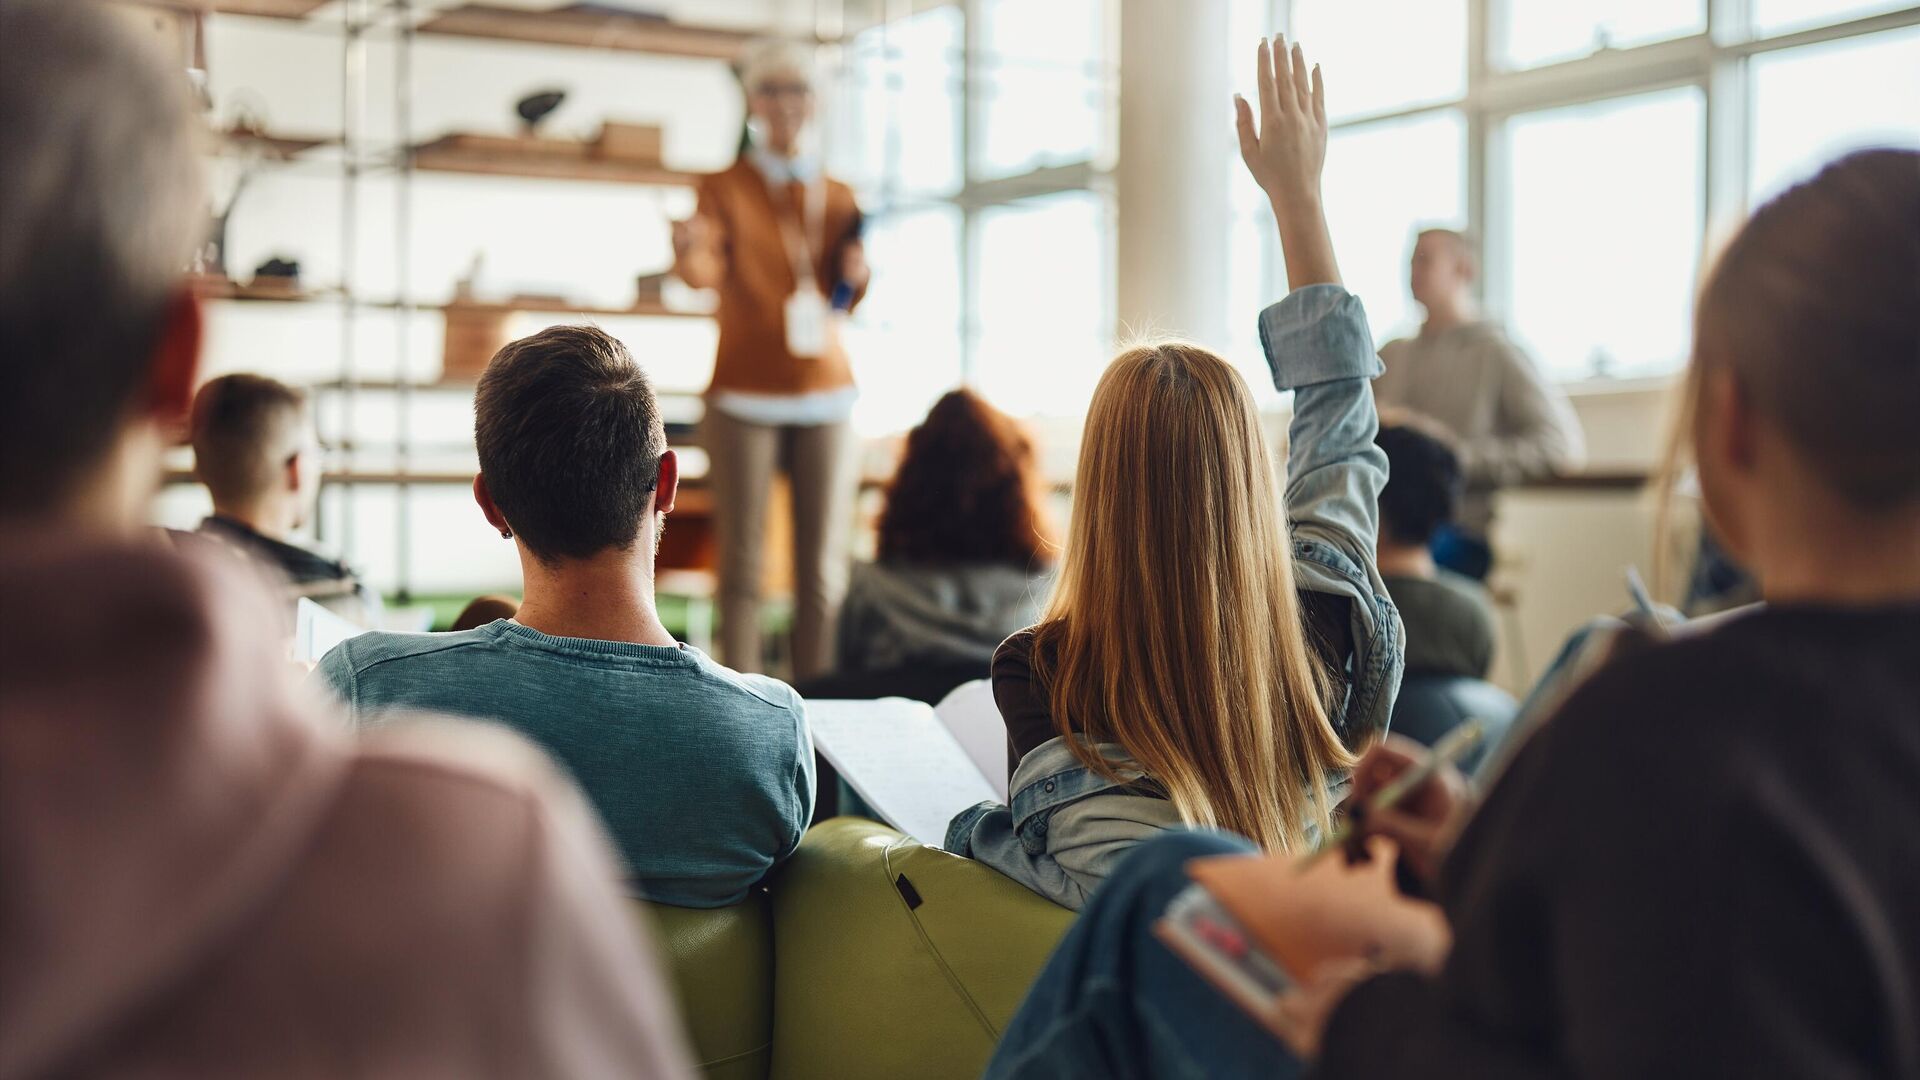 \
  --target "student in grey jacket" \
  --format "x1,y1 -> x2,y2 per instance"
947,42 -> 1403,910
